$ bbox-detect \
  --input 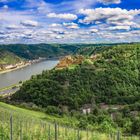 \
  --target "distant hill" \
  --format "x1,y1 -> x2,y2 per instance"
11,43 -> 140,135
0,43 -> 135,64
0,44 -> 84,65
0,49 -> 23,65
0,44 -> 86,60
